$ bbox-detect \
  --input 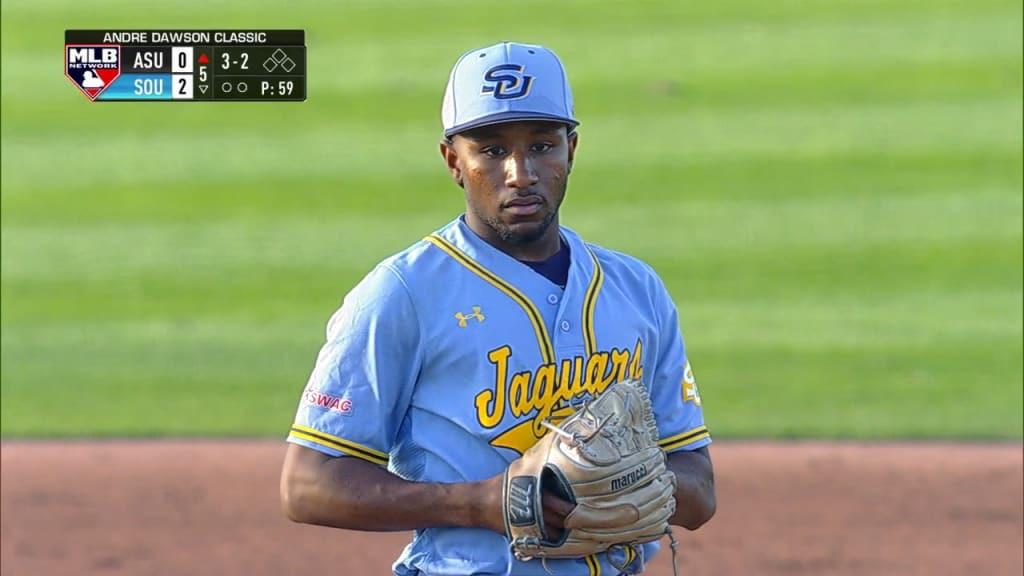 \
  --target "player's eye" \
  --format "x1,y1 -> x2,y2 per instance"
531,142 -> 554,153
481,146 -> 506,158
